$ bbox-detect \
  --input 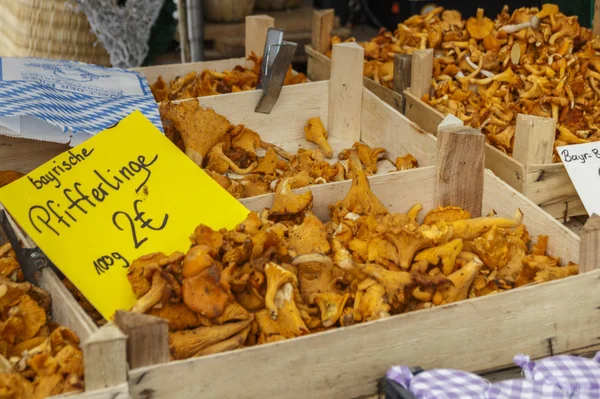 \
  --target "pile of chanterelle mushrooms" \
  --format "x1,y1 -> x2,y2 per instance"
127,150 -> 578,359
0,243 -> 85,399
160,100 -> 418,199
330,5 -> 600,158
150,52 -> 307,102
